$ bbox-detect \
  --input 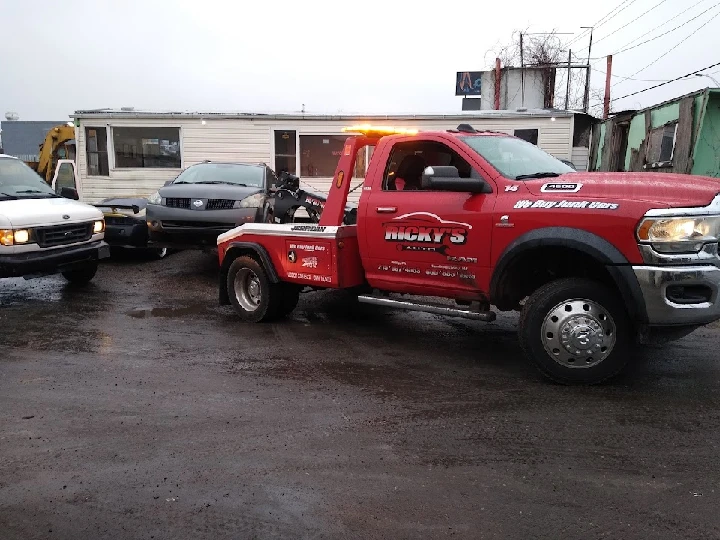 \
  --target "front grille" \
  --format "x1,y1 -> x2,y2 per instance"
165,198 -> 190,209
36,223 -> 93,248
206,199 -> 235,210
162,220 -> 232,230
104,216 -> 131,225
